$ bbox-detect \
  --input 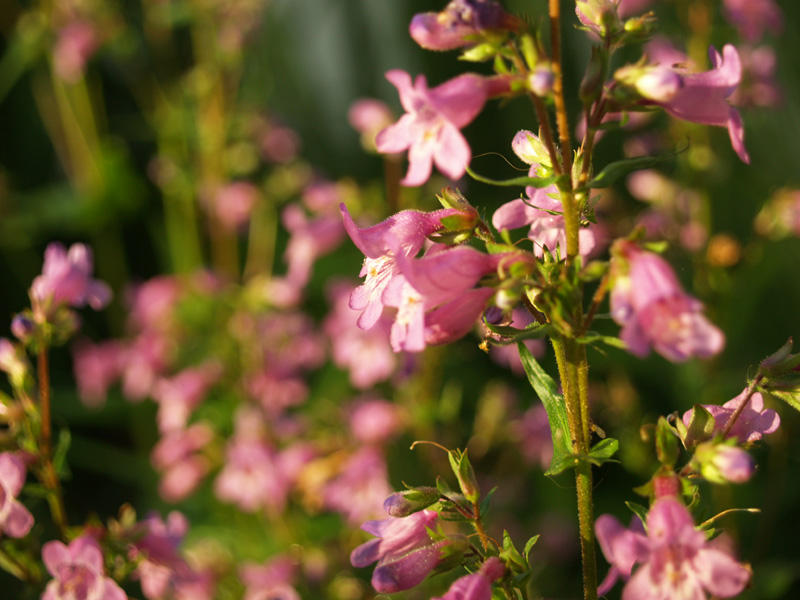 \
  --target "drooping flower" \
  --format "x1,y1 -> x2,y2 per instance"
651,45 -> 750,163
682,388 -> 780,443
31,242 -> 112,319
610,241 -> 724,361
351,509 -> 451,593
340,203 -> 464,330
409,0 -> 519,51
129,512 -> 198,600
432,556 -> 505,600
42,536 -> 127,600
376,70 -> 494,186
595,497 -> 750,599
385,243 -> 502,352
0,452 -> 34,539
